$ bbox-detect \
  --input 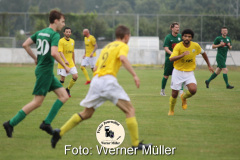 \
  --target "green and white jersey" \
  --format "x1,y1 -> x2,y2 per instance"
163,33 -> 182,59
214,36 -> 231,59
31,28 -> 60,75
